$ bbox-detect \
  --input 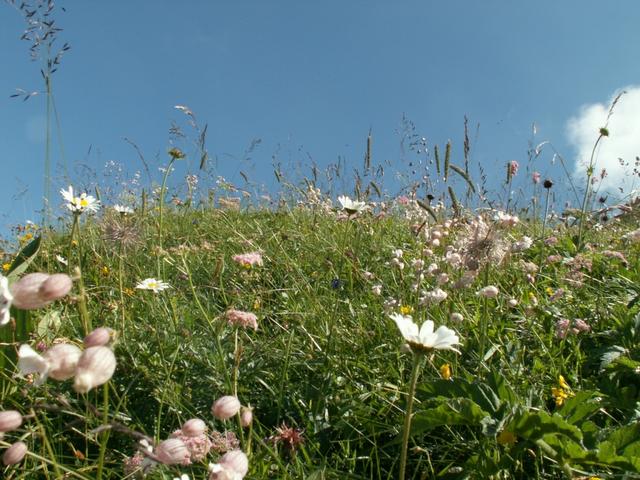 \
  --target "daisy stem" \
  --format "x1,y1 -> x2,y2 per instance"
399,353 -> 422,480
68,213 -> 79,274
75,266 -> 92,336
